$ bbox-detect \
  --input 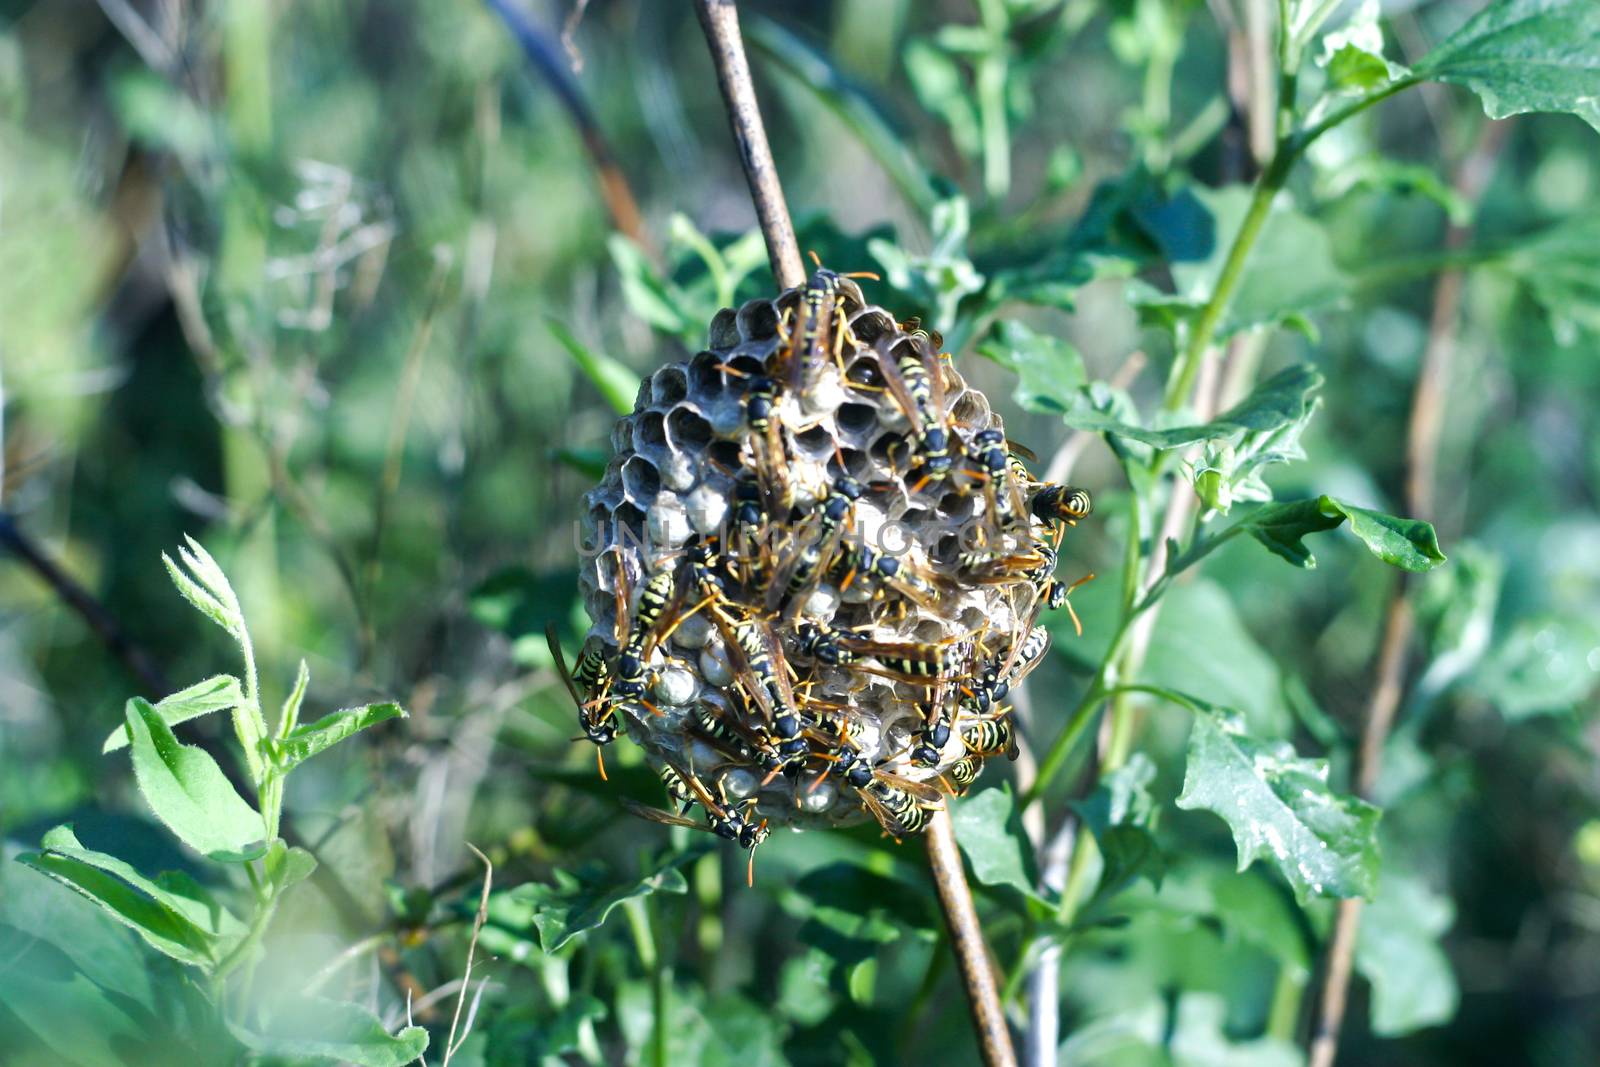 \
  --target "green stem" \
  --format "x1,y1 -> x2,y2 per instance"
624,897 -> 668,1067
1162,153 -> 1287,413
